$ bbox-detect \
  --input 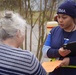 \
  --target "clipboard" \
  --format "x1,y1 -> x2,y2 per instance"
63,41 -> 76,56
42,60 -> 62,72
